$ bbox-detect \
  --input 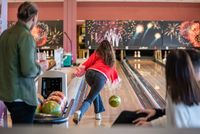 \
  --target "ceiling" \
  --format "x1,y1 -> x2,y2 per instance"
6,0 -> 200,3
